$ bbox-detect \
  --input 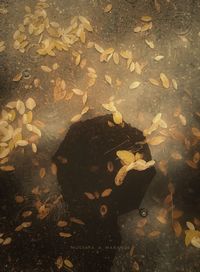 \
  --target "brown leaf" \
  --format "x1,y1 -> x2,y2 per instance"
164,194 -> 172,205
64,259 -> 73,269
39,167 -> 46,178
104,4 -> 112,13
2,237 -> 12,246
0,165 -> 15,172
55,256 -> 63,269
13,72 -> 23,82
100,204 -> 108,217
173,210 -> 183,219
59,232 -> 72,238
137,218 -> 147,228
22,210 -> 32,218
70,217 -> 85,225
148,230 -> 161,238
192,127 -> 200,138
107,161 -> 114,172
57,221 -> 68,227
101,188 -> 112,198
193,152 -> 200,164
173,221 -> 182,237
84,192 -> 95,200
15,195 -> 24,203
51,163 -> 57,176
156,208 -> 168,224
186,160 -> 198,169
